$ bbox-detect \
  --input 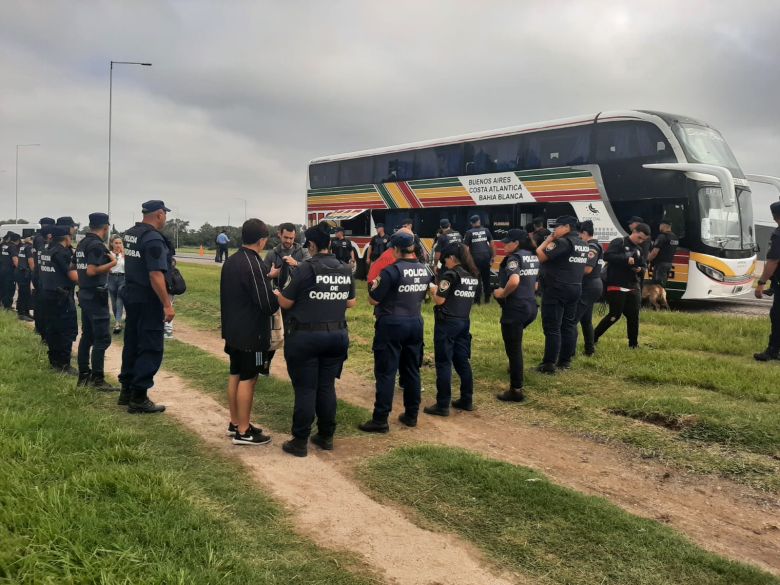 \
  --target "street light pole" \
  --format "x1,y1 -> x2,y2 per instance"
15,143 -> 40,222
108,60 -> 151,241
235,197 -> 247,222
